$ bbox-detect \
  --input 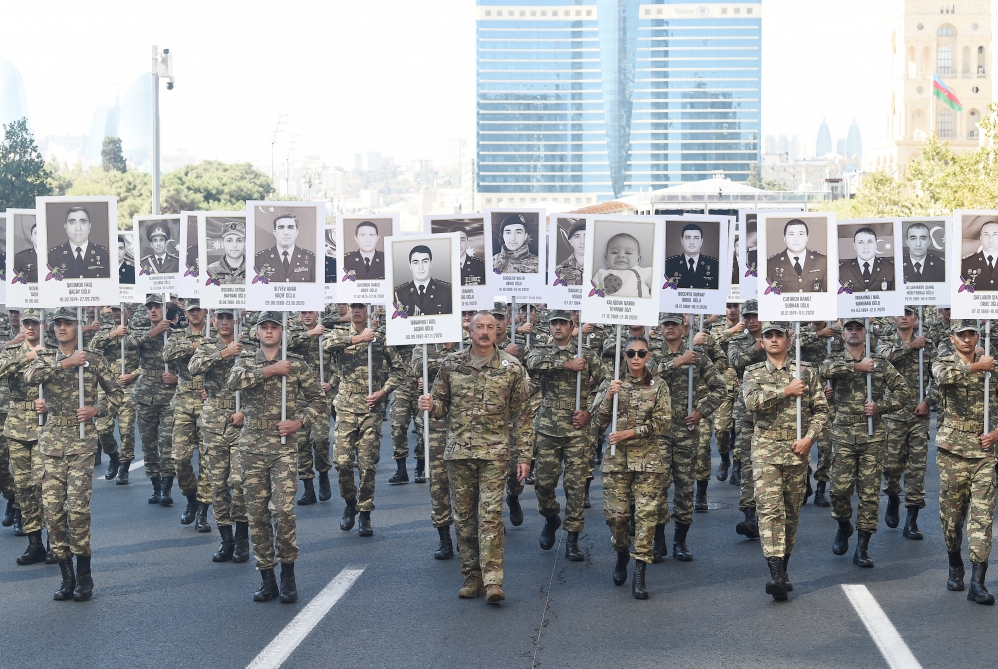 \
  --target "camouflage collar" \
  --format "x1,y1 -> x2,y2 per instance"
764,357 -> 797,374
622,369 -> 655,386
